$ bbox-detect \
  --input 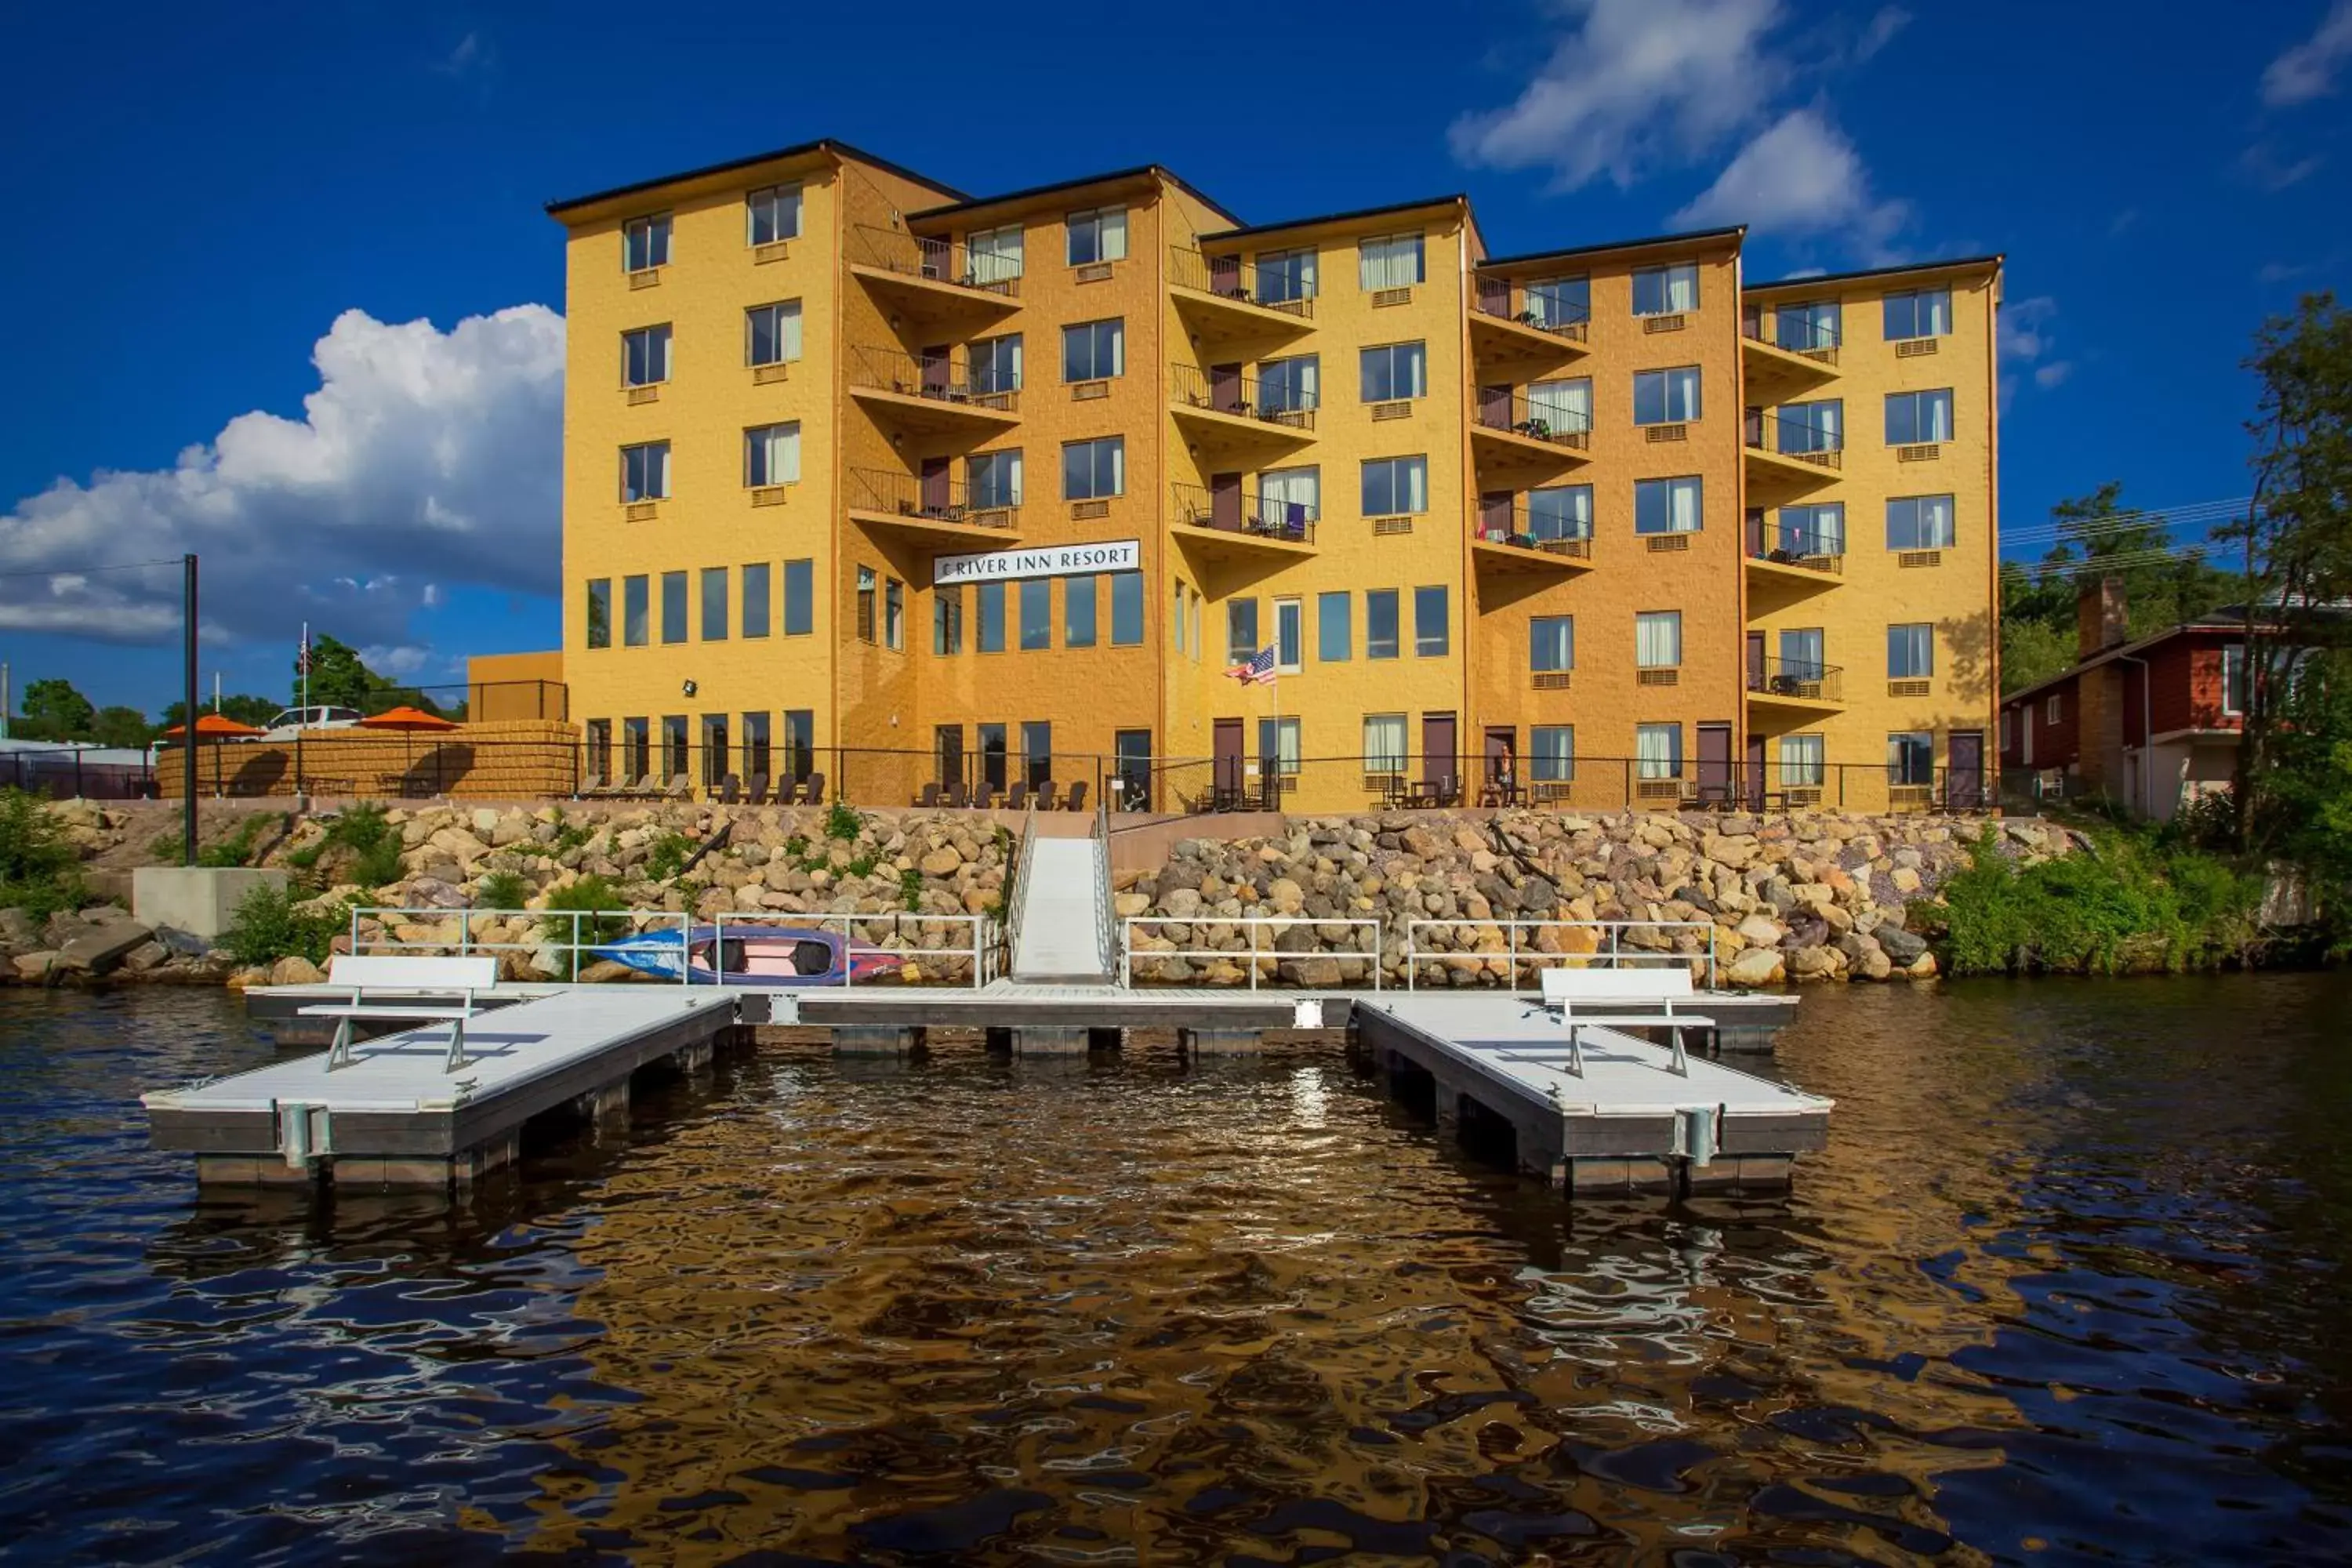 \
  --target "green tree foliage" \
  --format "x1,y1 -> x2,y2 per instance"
0,788 -> 87,916
220,883 -> 350,967
158,694 -> 280,731
89,707 -> 155,748
297,634 -> 449,716
1933,826 -> 2262,975
15,680 -> 96,742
